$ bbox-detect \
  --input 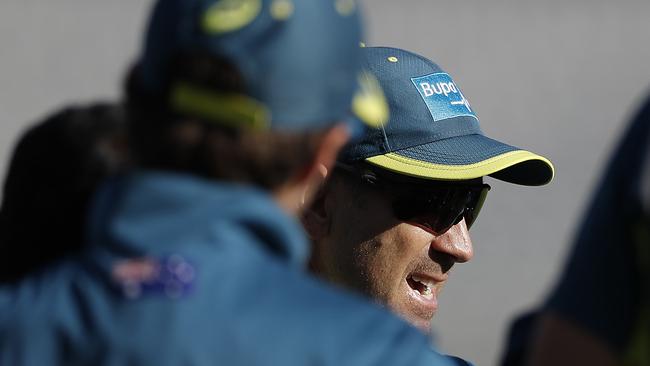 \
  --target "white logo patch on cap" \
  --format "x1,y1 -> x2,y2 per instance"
411,73 -> 477,122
